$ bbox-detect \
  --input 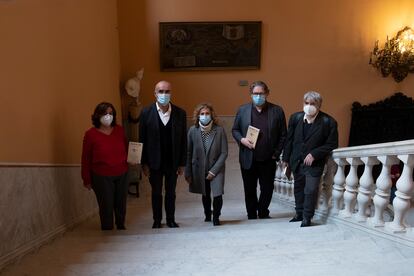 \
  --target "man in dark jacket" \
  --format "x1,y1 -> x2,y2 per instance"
232,81 -> 287,219
283,91 -> 338,227
139,80 -> 187,229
